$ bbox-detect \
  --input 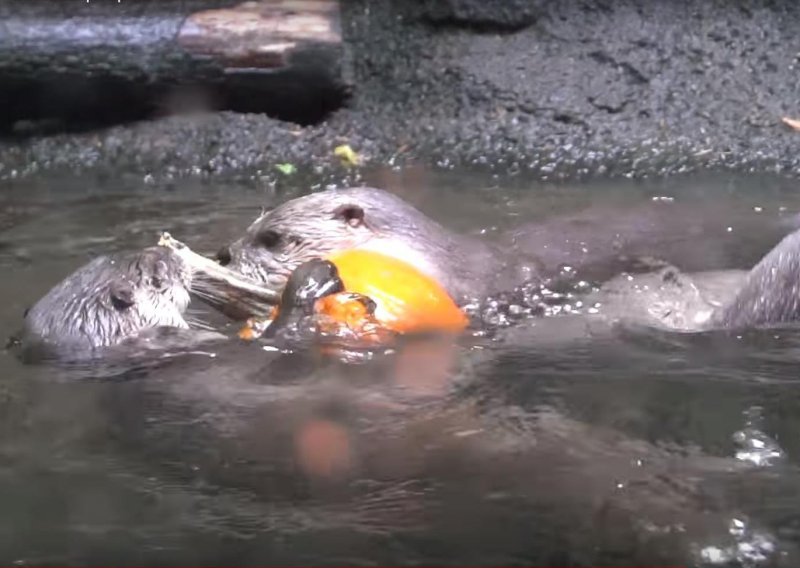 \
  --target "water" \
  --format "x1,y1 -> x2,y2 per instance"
3,167 -> 800,565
